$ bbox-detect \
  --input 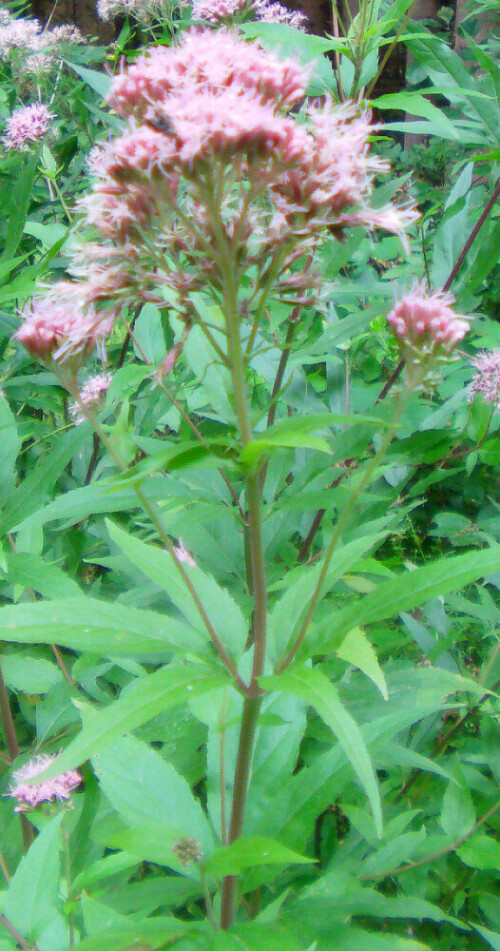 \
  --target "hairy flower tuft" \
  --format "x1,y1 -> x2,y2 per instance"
70,372 -> 113,424
97,0 -> 180,22
2,102 -> 53,150
469,349 -> 500,409
16,287 -> 113,371
192,0 -> 306,28
7,754 -> 82,812
172,836 -> 203,865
